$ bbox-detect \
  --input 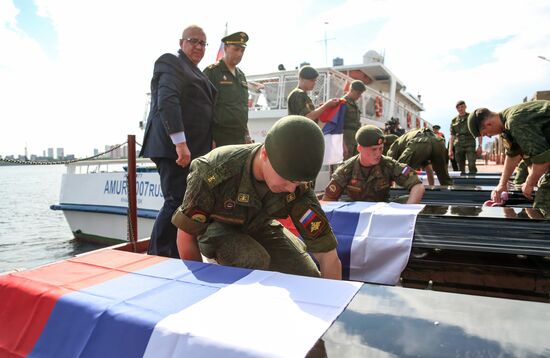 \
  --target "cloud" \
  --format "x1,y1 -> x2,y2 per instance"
1,0 -> 549,157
